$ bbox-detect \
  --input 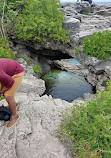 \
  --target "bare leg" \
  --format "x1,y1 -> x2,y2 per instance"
5,96 -> 16,115
5,96 -> 19,128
